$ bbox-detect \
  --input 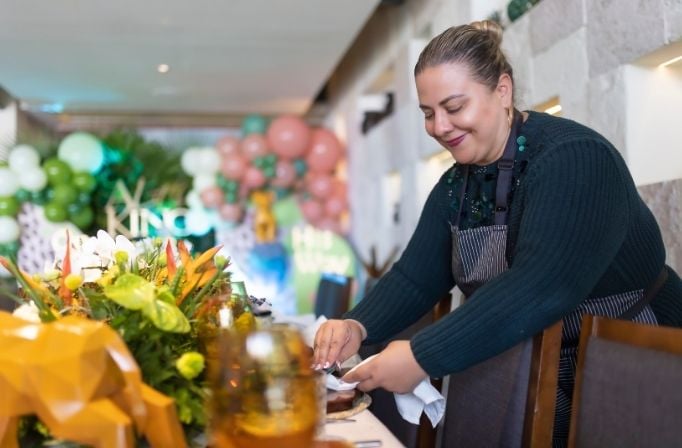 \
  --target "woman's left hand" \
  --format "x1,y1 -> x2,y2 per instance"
341,340 -> 428,394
